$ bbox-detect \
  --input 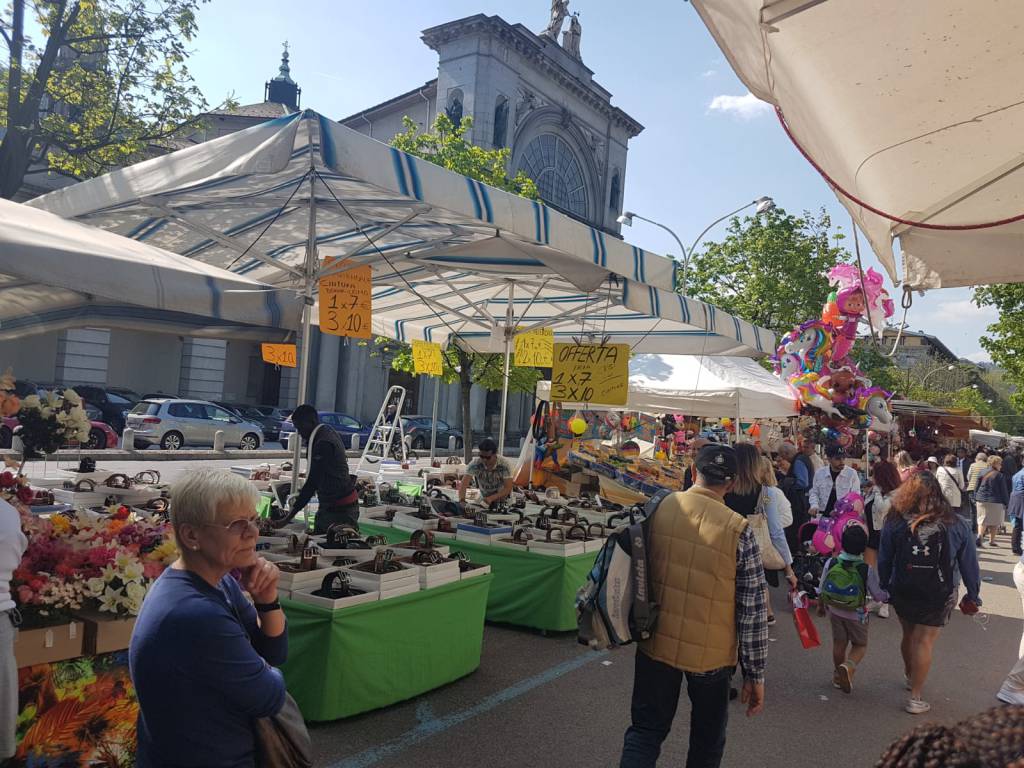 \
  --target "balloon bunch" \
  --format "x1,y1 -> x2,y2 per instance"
774,266 -> 897,449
